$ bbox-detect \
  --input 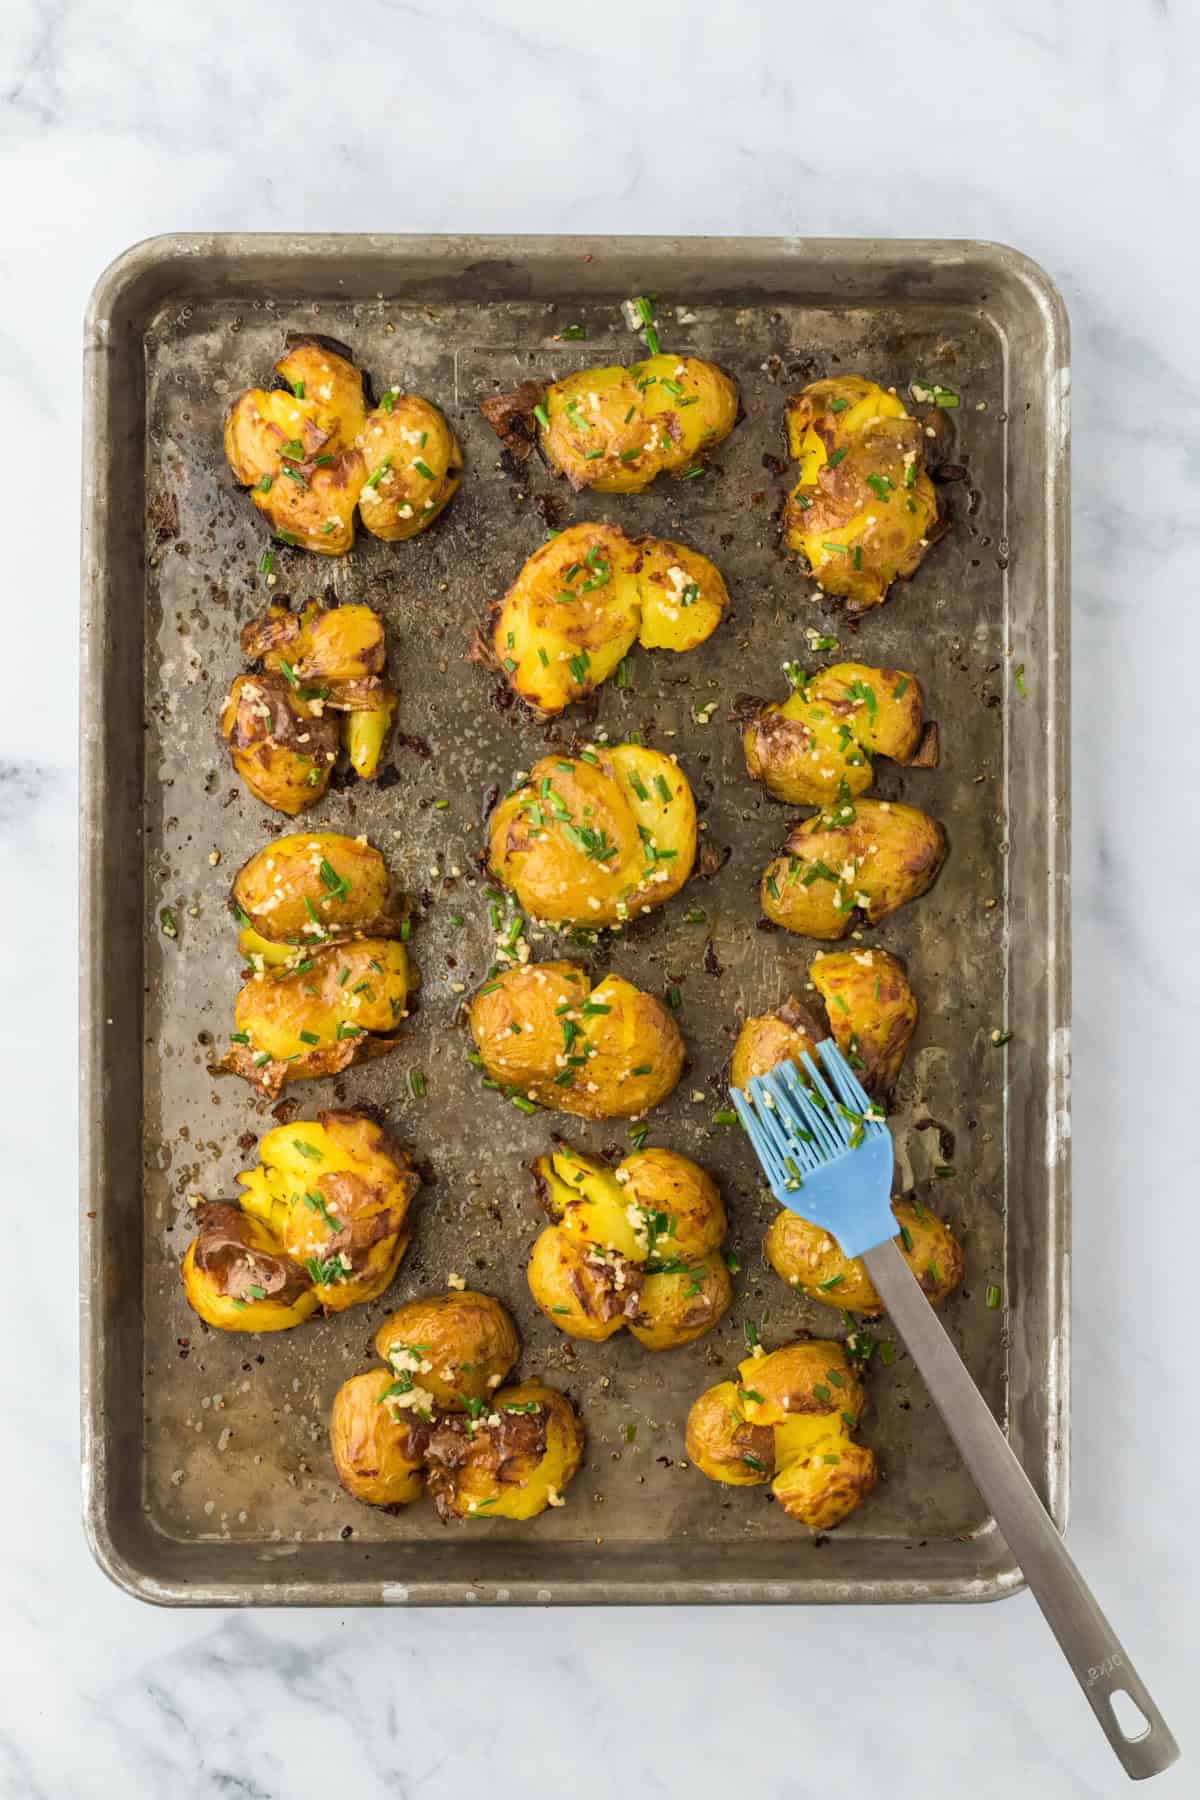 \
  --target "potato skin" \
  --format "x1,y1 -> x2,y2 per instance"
220,937 -> 411,1096
783,376 -> 939,610
231,831 -> 399,946
488,522 -> 727,715
224,340 -> 459,553
330,1292 -> 583,1522
469,962 -> 684,1120
743,662 -> 925,807
687,1340 -> 877,1529
761,799 -> 946,940
528,1142 -> 729,1350
764,1195 -> 963,1314
488,744 -> 696,926
481,352 -> 737,493
181,1205 -> 319,1333
372,1292 -> 520,1413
